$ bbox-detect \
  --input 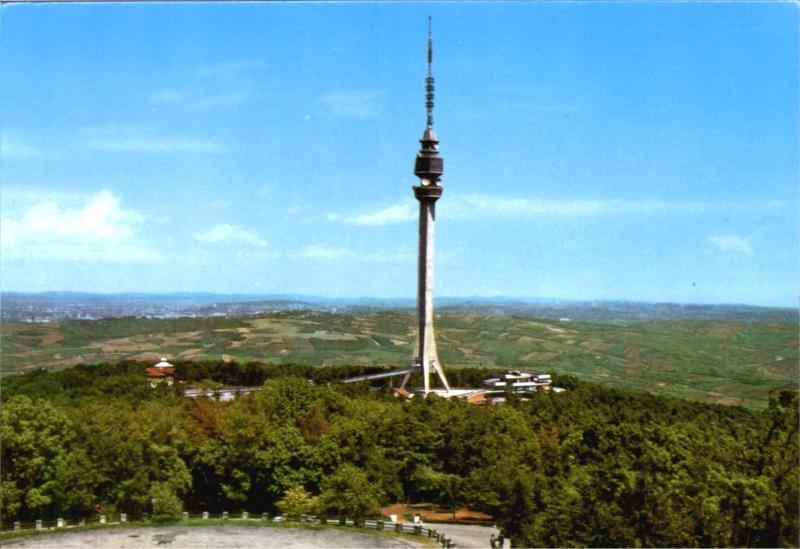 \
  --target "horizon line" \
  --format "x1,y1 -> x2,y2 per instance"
1,290 -> 795,310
